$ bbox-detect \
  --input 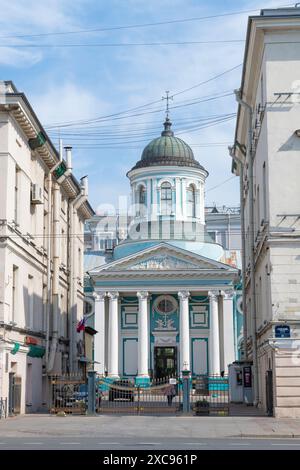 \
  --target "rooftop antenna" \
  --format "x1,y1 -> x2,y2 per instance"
162,90 -> 173,120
